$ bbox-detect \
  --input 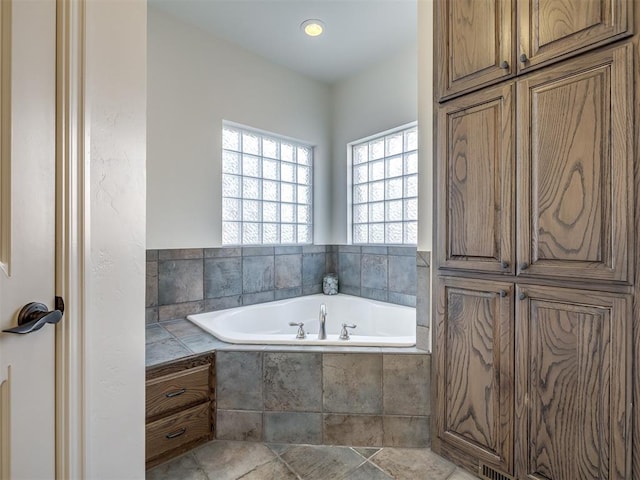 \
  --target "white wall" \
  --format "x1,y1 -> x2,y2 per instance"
147,8 -> 332,248
329,45 -> 418,243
